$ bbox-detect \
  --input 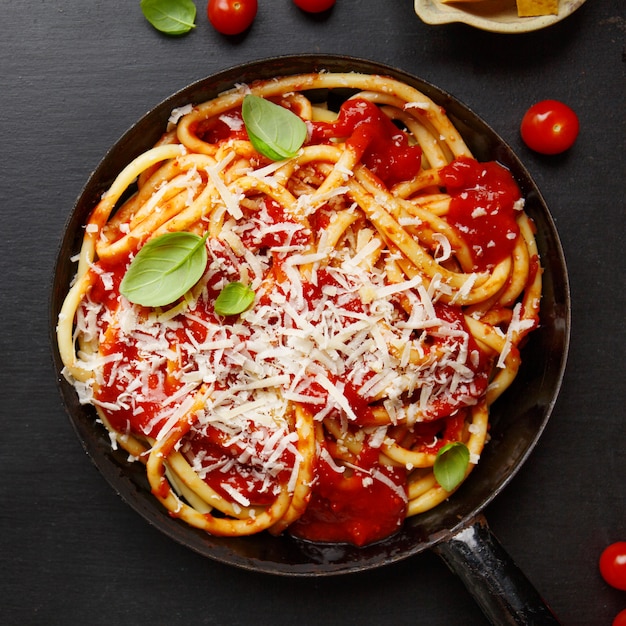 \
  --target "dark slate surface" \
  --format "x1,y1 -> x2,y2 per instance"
1,1 -> 624,624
